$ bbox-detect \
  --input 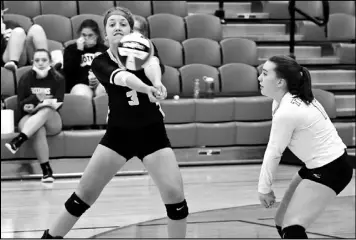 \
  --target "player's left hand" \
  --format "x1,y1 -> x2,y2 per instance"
153,82 -> 167,100
259,190 -> 276,208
